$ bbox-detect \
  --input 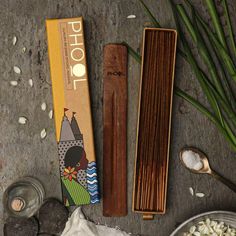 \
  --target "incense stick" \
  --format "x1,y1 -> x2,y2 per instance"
134,29 -> 177,214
